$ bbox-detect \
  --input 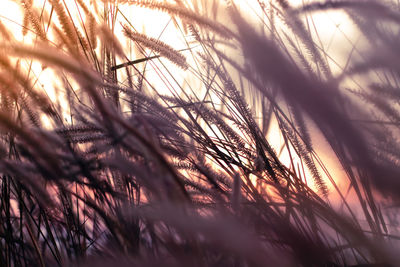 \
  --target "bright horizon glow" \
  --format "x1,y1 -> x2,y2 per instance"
0,0 -> 357,200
